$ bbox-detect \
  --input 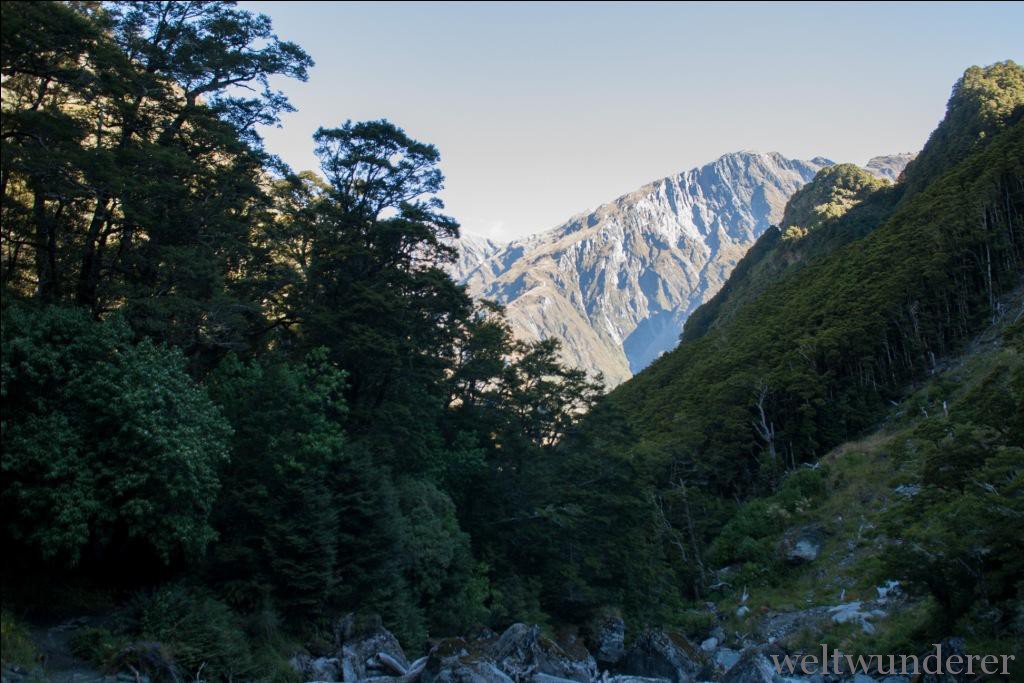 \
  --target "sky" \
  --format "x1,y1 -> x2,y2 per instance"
241,1 -> 1023,241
